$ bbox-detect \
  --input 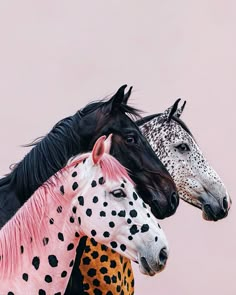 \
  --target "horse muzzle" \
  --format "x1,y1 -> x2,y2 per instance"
138,247 -> 169,276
